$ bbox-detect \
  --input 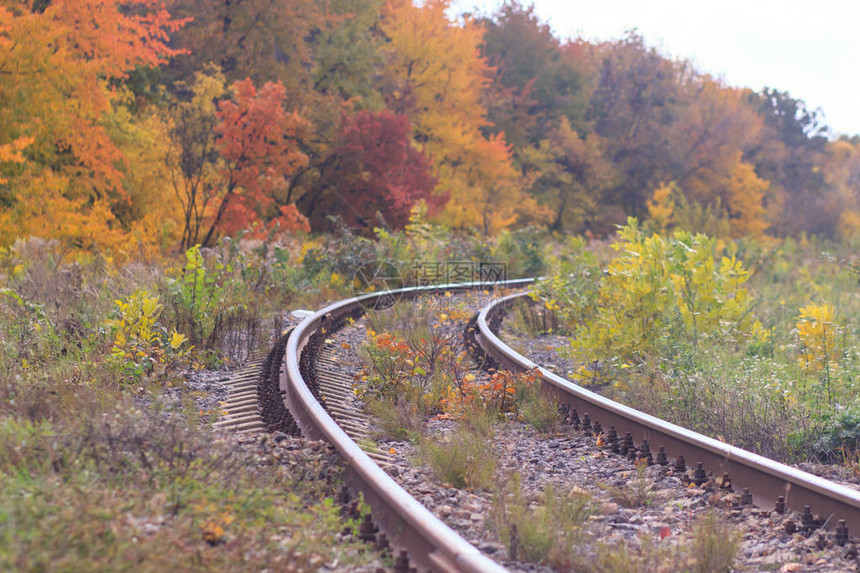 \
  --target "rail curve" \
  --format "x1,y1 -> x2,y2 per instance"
282,279 -> 533,573
476,291 -> 860,538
